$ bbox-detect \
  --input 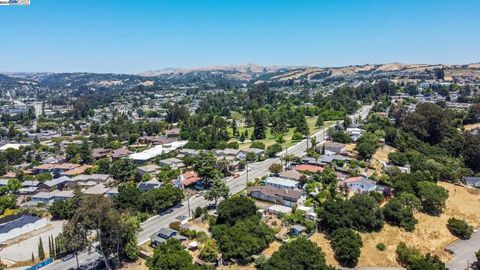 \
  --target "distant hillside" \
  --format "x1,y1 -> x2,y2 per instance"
1,63 -> 479,97
141,63 -> 480,83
